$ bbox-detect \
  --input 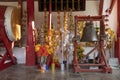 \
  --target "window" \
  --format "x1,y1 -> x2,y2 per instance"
38,0 -> 86,11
